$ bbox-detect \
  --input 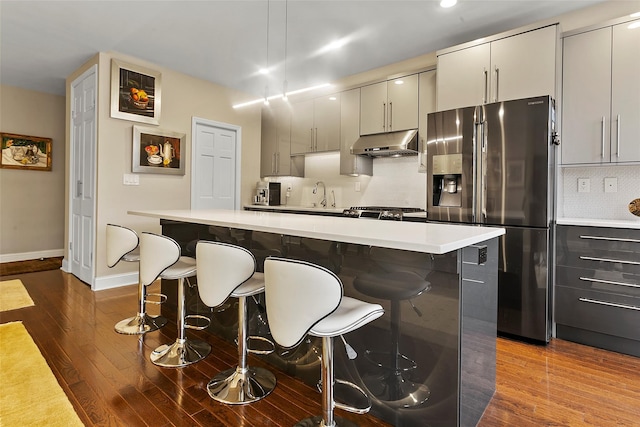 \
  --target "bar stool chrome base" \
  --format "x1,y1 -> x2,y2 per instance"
150,338 -> 211,368
114,313 -> 168,335
207,366 -> 276,404
294,415 -> 358,427
363,370 -> 430,408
